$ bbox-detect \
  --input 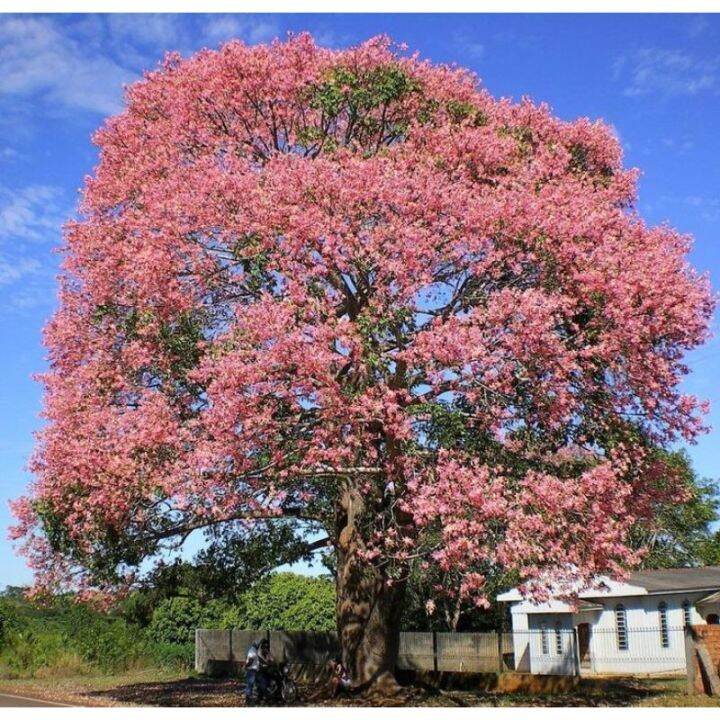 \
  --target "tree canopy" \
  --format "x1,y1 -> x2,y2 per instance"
11,33 -> 713,682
